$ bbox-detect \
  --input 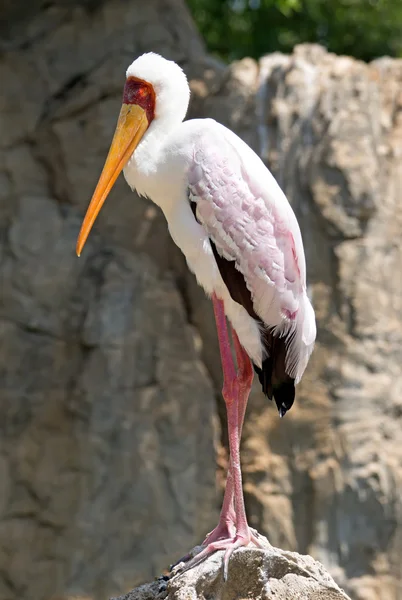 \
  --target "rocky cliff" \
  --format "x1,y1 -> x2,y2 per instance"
1,1 -> 402,600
